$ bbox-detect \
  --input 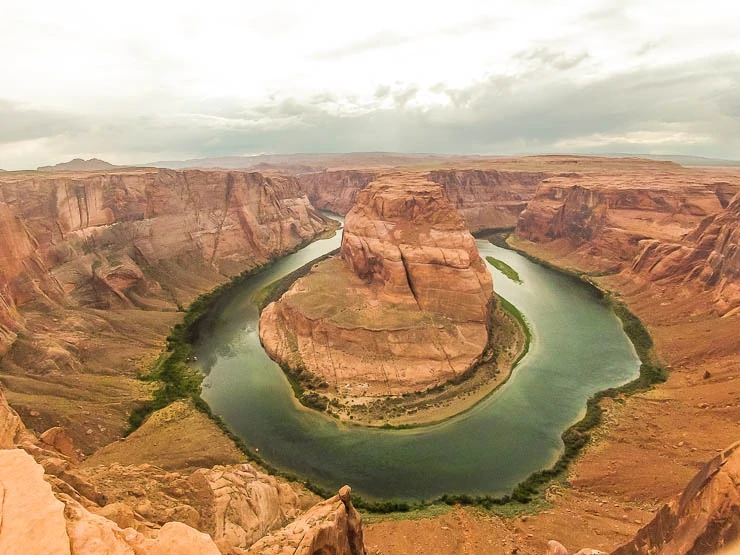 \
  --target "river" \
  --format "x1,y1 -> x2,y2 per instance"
196,222 -> 640,501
